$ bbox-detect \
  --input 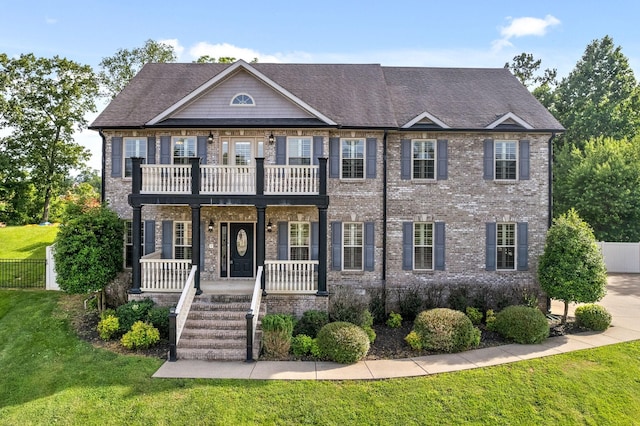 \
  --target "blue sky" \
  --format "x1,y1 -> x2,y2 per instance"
2,0 -> 639,171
